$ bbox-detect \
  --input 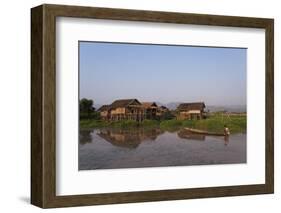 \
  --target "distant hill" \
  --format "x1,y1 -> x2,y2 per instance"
155,102 -> 182,110
206,105 -> 246,113
163,102 -> 246,112
165,102 -> 182,110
